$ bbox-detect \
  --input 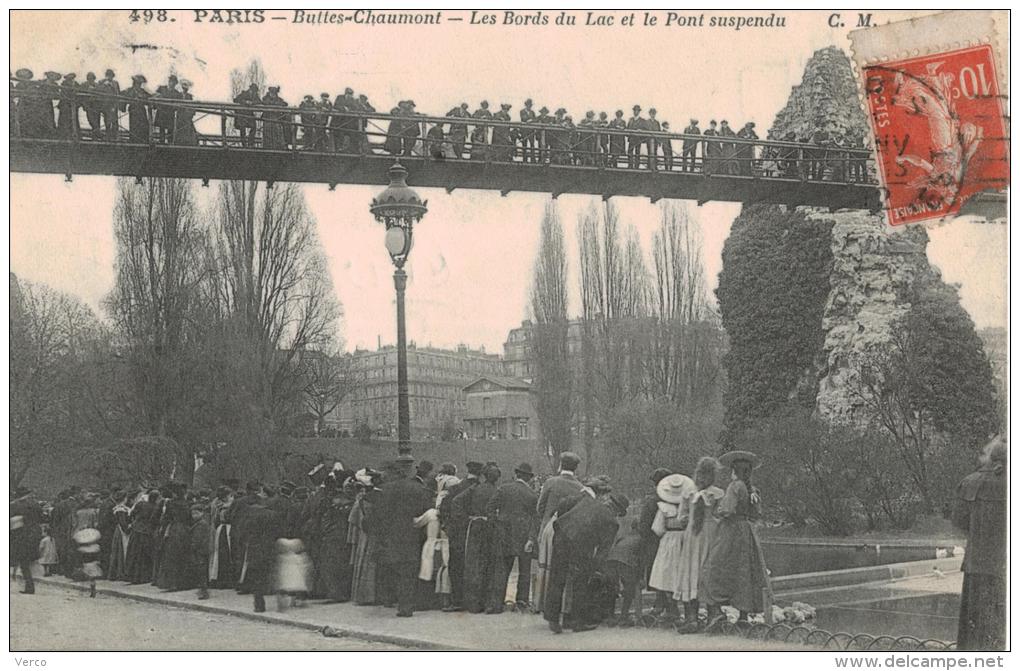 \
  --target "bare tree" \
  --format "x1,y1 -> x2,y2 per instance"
105,177 -> 205,441
10,277 -> 109,486
303,351 -> 364,435
530,202 -> 572,463
576,201 -> 649,471
210,180 -> 342,429
647,202 -> 722,407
